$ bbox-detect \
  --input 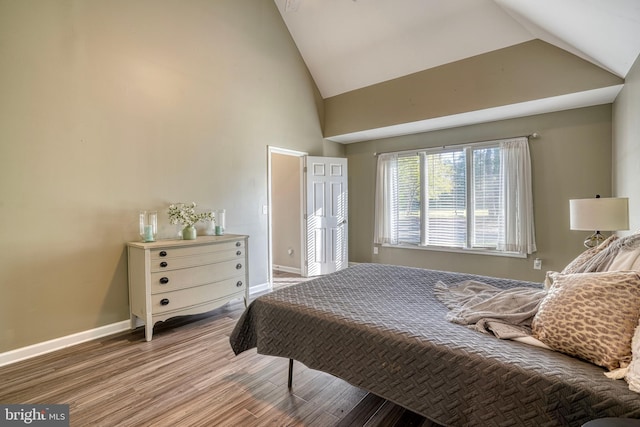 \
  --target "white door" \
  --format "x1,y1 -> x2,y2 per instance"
304,156 -> 348,277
